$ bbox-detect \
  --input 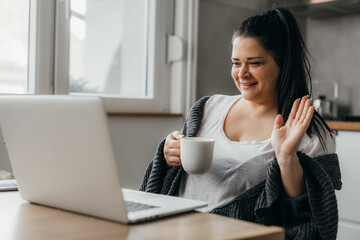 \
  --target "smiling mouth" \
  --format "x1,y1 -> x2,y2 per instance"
241,82 -> 258,86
